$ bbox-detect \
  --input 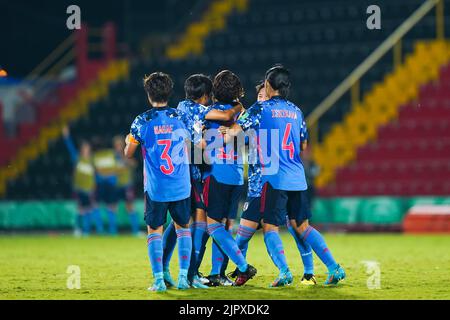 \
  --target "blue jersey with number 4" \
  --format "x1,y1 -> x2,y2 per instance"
130,107 -> 195,202
238,96 -> 308,191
